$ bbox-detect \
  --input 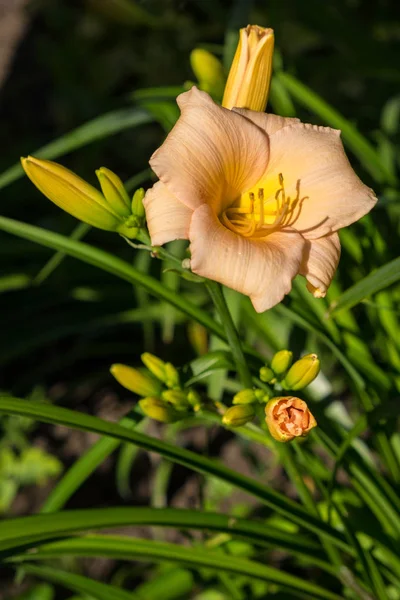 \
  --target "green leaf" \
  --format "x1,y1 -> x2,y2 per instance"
329,257 -> 400,315
0,505 -> 323,562
0,396 -> 350,552
13,535 -> 343,600
0,108 -> 153,191
16,564 -> 137,600
0,216 -> 224,341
